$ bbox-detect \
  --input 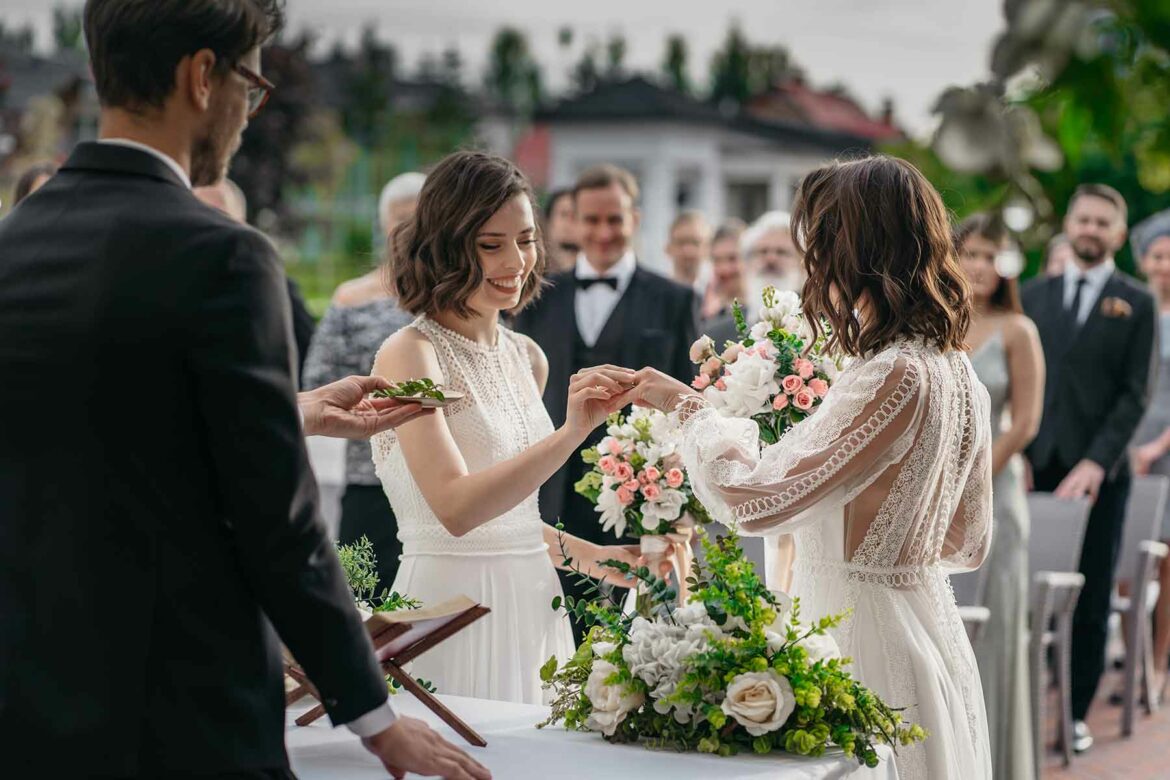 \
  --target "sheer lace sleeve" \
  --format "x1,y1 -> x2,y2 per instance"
941,379 -> 993,572
677,350 -> 926,535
